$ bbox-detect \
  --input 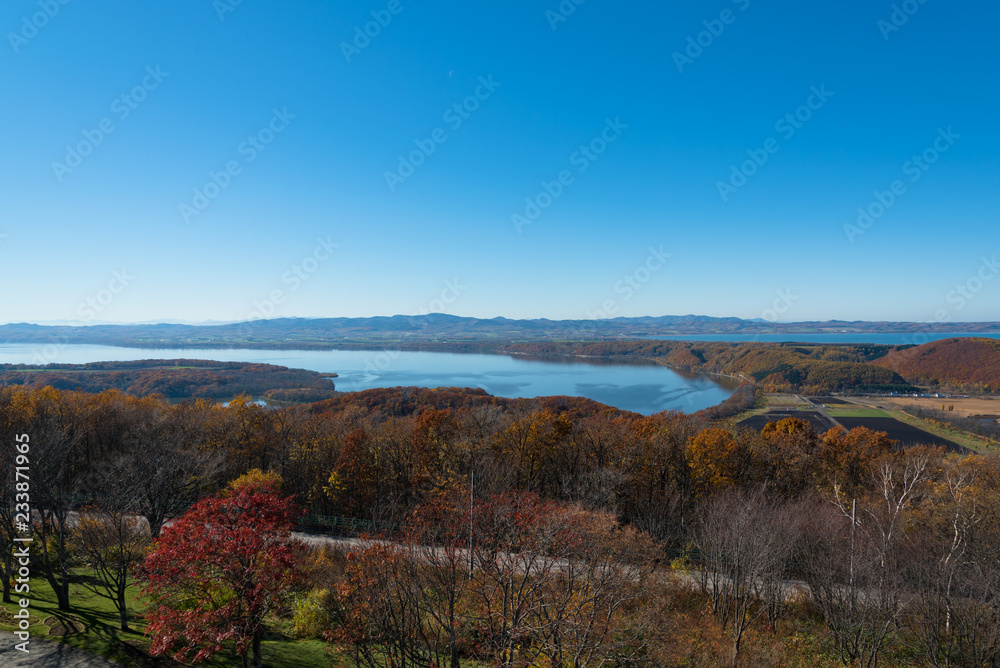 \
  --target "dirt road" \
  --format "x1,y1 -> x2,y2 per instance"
0,633 -> 122,667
